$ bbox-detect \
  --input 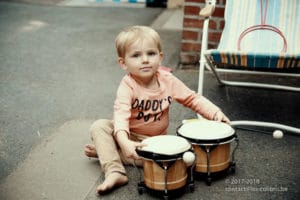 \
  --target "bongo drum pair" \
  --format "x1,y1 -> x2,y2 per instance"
177,119 -> 239,185
136,120 -> 239,198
